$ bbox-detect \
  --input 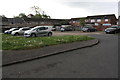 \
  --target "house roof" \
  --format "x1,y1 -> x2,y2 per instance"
87,14 -> 117,19
7,18 -> 24,23
24,18 -> 69,22
71,14 -> 117,20
71,17 -> 87,20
